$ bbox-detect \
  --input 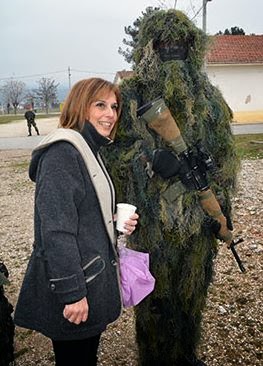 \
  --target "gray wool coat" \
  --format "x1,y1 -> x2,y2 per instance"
14,124 -> 122,340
